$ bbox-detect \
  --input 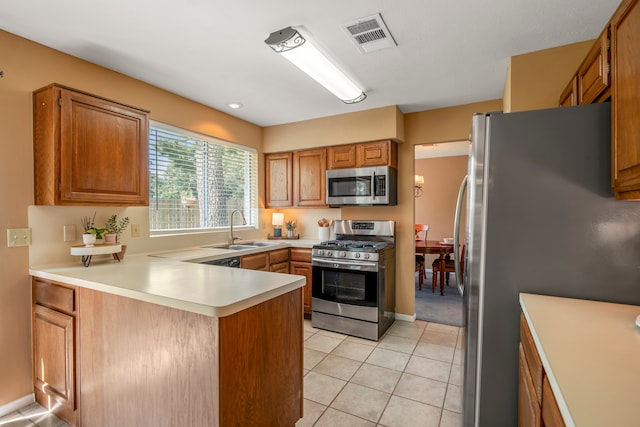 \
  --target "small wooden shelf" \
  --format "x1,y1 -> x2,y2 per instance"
70,244 -> 122,267
267,234 -> 300,240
